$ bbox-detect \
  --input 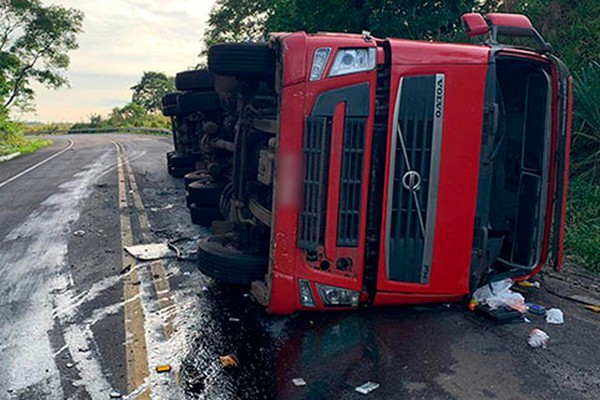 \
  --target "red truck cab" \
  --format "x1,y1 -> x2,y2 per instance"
194,13 -> 572,315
